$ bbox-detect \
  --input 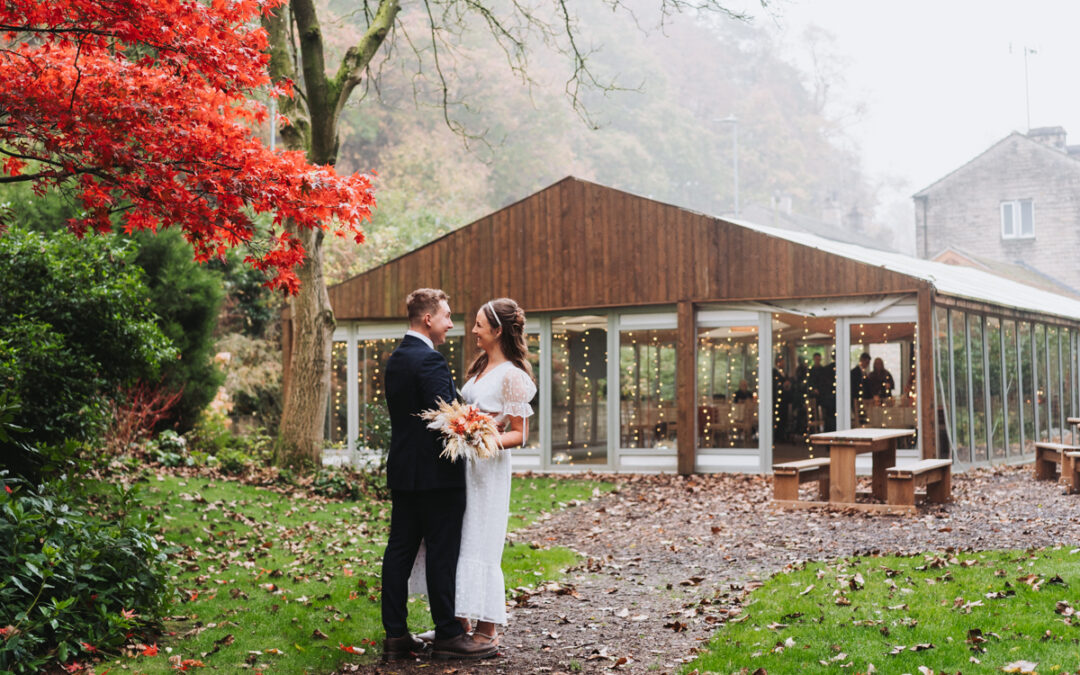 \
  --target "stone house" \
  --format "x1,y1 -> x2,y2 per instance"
913,126 -> 1080,293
